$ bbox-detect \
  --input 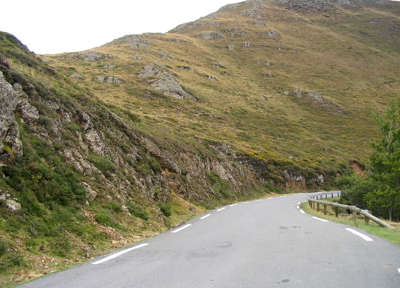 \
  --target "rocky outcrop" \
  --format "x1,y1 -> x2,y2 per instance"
139,65 -> 198,101
70,73 -> 84,79
266,30 -> 281,40
158,50 -> 171,59
198,32 -> 224,40
76,52 -> 113,62
95,75 -> 124,84
241,0 -> 265,18
0,191 -> 21,212
114,35 -> 150,50
0,71 -> 23,161
284,88 -> 344,113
